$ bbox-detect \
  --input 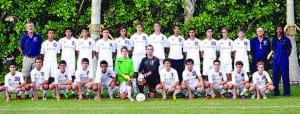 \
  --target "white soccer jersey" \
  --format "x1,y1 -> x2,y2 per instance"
218,39 -> 233,64
148,33 -> 168,59
54,70 -> 72,84
4,72 -> 24,89
40,40 -> 60,61
208,70 -> 227,84
75,69 -> 93,82
59,37 -> 77,61
167,35 -> 184,60
76,38 -> 96,62
233,38 -> 250,61
231,70 -> 249,84
160,68 -> 179,87
31,68 -> 48,84
183,38 -> 201,64
182,69 -> 200,82
252,71 -> 272,86
201,38 -> 219,59
130,33 -> 148,55
95,39 -> 116,67
94,69 -> 116,83
115,37 -> 132,57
